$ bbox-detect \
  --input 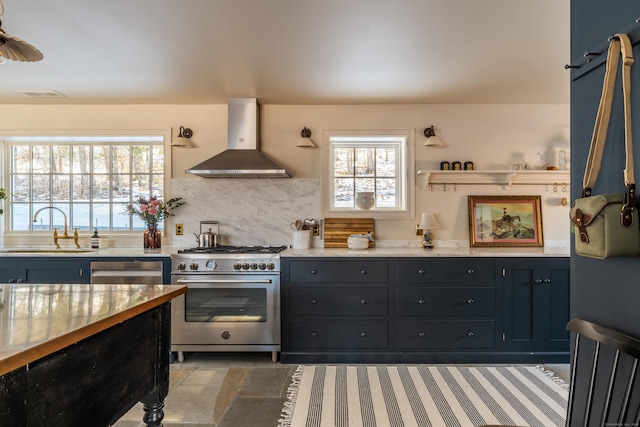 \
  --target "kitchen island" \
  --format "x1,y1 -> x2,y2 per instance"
0,283 -> 186,426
